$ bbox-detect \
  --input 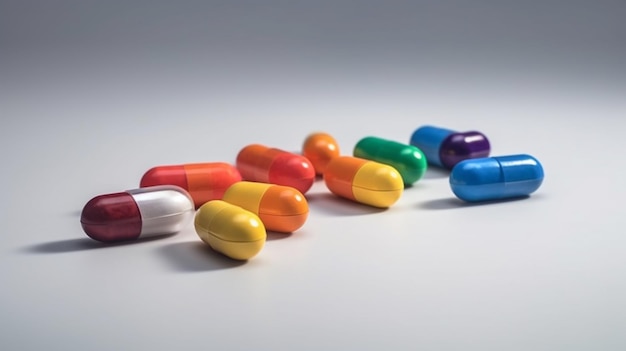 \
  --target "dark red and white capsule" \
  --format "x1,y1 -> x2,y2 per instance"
80,185 -> 195,242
